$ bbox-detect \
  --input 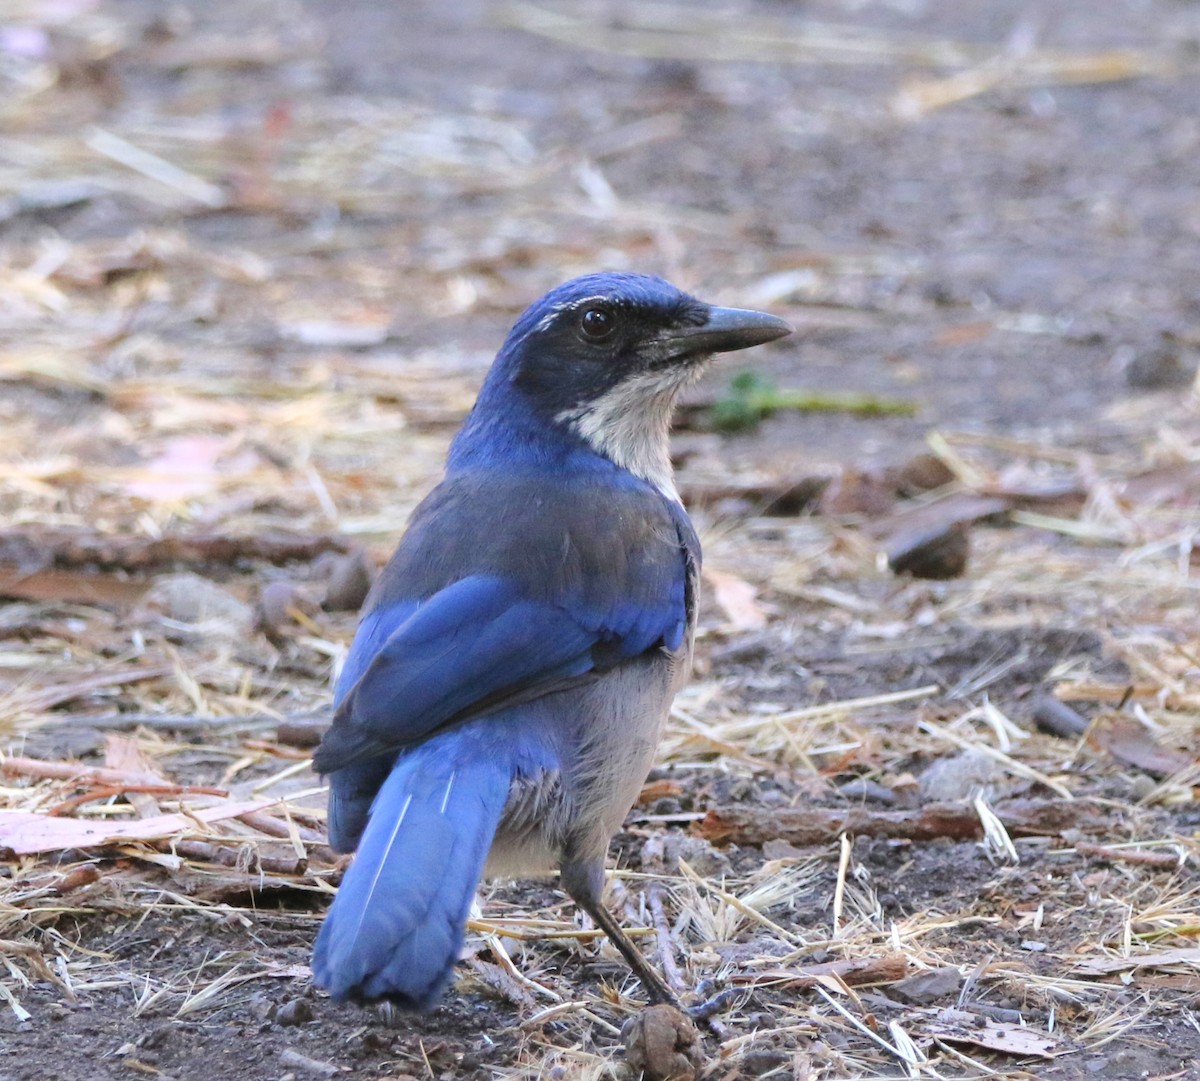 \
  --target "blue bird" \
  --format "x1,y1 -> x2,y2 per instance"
311,272 -> 791,1011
